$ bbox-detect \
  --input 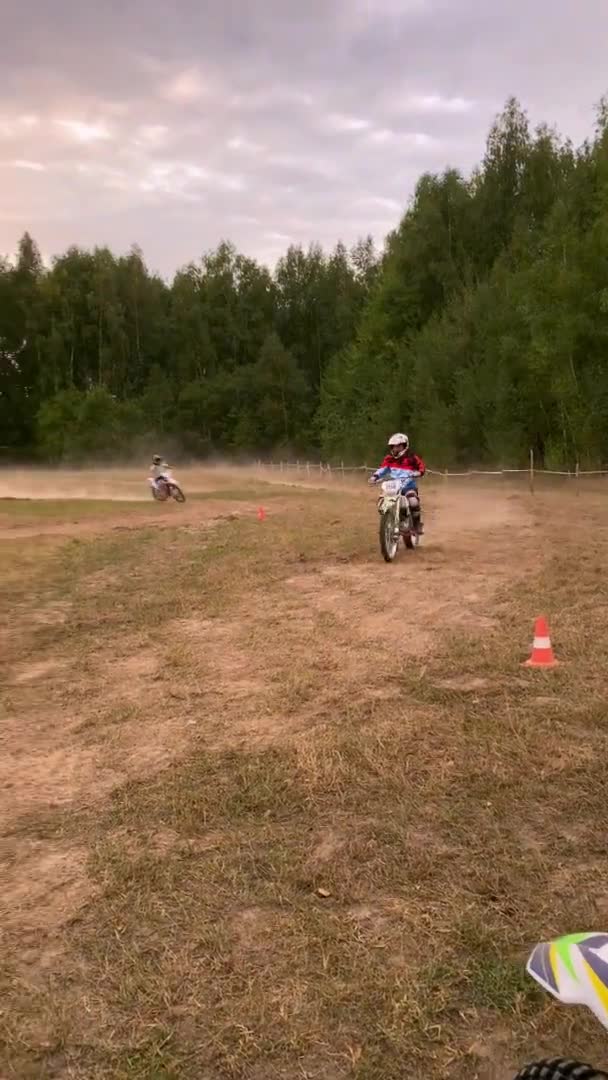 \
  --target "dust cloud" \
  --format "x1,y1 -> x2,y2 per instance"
0,463 -> 254,502
0,460 -> 367,502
